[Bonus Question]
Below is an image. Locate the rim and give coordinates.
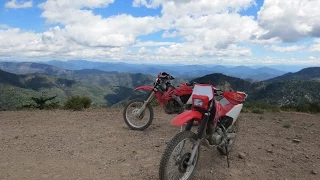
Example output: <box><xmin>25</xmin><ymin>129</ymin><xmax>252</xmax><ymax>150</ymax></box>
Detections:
<box><xmin>166</xmin><ymin>138</ymin><xmax>198</xmax><ymax>180</ymax></box>
<box><xmin>125</xmin><ymin>101</ymin><xmax>151</xmax><ymax>128</ymax></box>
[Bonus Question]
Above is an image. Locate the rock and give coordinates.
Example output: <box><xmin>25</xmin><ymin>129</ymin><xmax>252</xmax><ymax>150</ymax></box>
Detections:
<box><xmin>14</xmin><ymin>136</ymin><xmax>19</xmax><ymax>139</ymax></box>
<box><xmin>311</xmin><ymin>170</ymin><xmax>317</xmax><ymax>175</ymax></box>
<box><xmin>238</xmin><ymin>152</ymin><xmax>246</xmax><ymax>159</ymax></box>
<box><xmin>271</xmin><ymin>143</ymin><xmax>275</xmax><ymax>147</ymax></box>
<box><xmin>295</xmin><ymin>135</ymin><xmax>302</xmax><ymax>139</ymax></box>
<box><xmin>266</xmin><ymin>149</ymin><xmax>273</xmax><ymax>154</ymax></box>
<box><xmin>155</xmin><ymin>144</ymin><xmax>160</xmax><ymax>147</ymax></box>
<box><xmin>68</xmin><ymin>150</ymin><xmax>75</xmax><ymax>155</ymax></box>
<box><xmin>292</xmin><ymin>139</ymin><xmax>301</xmax><ymax>143</ymax></box>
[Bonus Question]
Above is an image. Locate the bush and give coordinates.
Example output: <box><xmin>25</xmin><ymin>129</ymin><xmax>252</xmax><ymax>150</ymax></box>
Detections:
<box><xmin>151</xmin><ymin>99</ymin><xmax>159</xmax><ymax>106</ymax></box>
<box><xmin>64</xmin><ymin>96</ymin><xmax>92</xmax><ymax>111</ymax></box>
<box><xmin>241</xmin><ymin>107</ymin><xmax>249</xmax><ymax>113</ymax></box>
<box><xmin>281</xmin><ymin>102</ymin><xmax>320</xmax><ymax>114</ymax></box>
<box><xmin>244</xmin><ymin>102</ymin><xmax>280</xmax><ymax>112</ymax></box>
<box><xmin>44</xmin><ymin>101</ymin><xmax>61</xmax><ymax>110</ymax></box>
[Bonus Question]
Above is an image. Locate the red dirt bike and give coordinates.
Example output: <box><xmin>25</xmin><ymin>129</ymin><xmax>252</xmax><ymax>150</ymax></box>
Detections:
<box><xmin>122</xmin><ymin>72</ymin><xmax>195</xmax><ymax>131</ymax></box>
<box><xmin>159</xmin><ymin>83</ymin><xmax>248</xmax><ymax>180</ymax></box>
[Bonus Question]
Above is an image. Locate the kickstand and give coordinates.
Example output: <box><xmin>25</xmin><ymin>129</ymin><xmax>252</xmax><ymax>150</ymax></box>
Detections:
<box><xmin>225</xmin><ymin>143</ymin><xmax>230</xmax><ymax>168</ymax></box>
<box><xmin>222</xmin><ymin>125</ymin><xmax>230</xmax><ymax>168</ymax></box>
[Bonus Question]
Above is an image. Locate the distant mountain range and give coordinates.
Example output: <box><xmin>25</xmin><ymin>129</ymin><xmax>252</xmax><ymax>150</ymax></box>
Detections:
<box><xmin>26</xmin><ymin>60</ymin><xmax>288</xmax><ymax>81</ymax></box>
<box><xmin>265</xmin><ymin>67</ymin><xmax>320</xmax><ymax>82</ymax></box>
<box><xmin>1</xmin><ymin>60</ymin><xmax>319</xmax><ymax>110</ymax></box>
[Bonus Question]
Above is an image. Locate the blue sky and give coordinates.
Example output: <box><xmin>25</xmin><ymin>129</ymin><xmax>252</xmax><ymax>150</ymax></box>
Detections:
<box><xmin>0</xmin><ymin>0</ymin><xmax>319</xmax><ymax>66</ymax></box>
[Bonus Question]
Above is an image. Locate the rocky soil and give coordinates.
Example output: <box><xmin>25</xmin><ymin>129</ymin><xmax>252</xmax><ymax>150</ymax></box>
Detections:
<box><xmin>0</xmin><ymin>107</ymin><xmax>319</xmax><ymax>180</ymax></box>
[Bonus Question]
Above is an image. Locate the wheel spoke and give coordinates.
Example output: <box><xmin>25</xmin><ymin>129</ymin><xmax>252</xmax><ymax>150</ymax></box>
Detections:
<box><xmin>165</xmin><ymin>138</ymin><xmax>197</xmax><ymax>180</ymax></box>
<box><xmin>125</xmin><ymin>101</ymin><xmax>151</xmax><ymax>128</ymax></box>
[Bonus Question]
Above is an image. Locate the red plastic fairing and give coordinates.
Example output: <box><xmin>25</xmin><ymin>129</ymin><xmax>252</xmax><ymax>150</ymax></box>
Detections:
<box><xmin>161</xmin><ymin>87</ymin><xmax>174</xmax><ymax>104</ymax></box>
<box><xmin>134</xmin><ymin>86</ymin><xmax>153</xmax><ymax>92</ymax></box>
<box><xmin>171</xmin><ymin>110</ymin><xmax>203</xmax><ymax>127</ymax></box>
<box><xmin>222</xmin><ymin>91</ymin><xmax>246</xmax><ymax>105</ymax></box>
<box><xmin>174</xmin><ymin>83</ymin><xmax>193</xmax><ymax>96</ymax></box>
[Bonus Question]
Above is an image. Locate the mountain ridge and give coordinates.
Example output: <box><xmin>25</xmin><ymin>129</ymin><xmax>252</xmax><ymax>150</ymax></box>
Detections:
<box><xmin>266</xmin><ymin>67</ymin><xmax>320</xmax><ymax>82</ymax></box>
<box><xmin>0</xmin><ymin>61</ymin><xmax>287</xmax><ymax>81</ymax></box>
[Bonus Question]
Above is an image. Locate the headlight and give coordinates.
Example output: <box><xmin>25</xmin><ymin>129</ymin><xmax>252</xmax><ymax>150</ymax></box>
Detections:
<box><xmin>193</xmin><ymin>99</ymin><xmax>203</xmax><ymax>107</ymax></box>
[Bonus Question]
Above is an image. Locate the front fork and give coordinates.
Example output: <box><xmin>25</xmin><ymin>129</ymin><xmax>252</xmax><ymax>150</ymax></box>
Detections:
<box><xmin>136</xmin><ymin>91</ymin><xmax>155</xmax><ymax>116</ymax></box>
<box><xmin>186</xmin><ymin>113</ymin><xmax>210</xmax><ymax>166</ymax></box>
<box><xmin>186</xmin><ymin>100</ymin><xmax>215</xmax><ymax>166</ymax></box>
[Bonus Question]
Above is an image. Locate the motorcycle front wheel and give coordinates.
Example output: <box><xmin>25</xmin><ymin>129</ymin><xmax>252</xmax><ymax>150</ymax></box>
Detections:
<box><xmin>159</xmin><ymin>131</ymin><xmax>200</xmax><ymax>180</ymax></box>
<box><xmin>122</xmin><ymin>98</ymin><xmax>154</xmax><ymax>131</ymax></box>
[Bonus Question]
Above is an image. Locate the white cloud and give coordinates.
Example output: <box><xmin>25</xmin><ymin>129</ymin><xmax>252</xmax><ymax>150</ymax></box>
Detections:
<box><xmin>257</xmin><ymin>0</ymin><xmax>320</xmax><ymax>42</ymax></box>
<box><xmin>38</xmin><ymin>0</ymin><xmax>168</xmax><ymax>47</ymax></box>
<box><xmin>39</xmin><ymin>0</ymin><xmax>114</xmax><ymax>9</ymax></box>
<box><xmin>0</xmin><ymin>24</ymin><xmax>11</xmax><ymax>29</ymax></box>
<box><xmin>168</xmin><ymin>13</ymin><xmax>259</xmax><ymax>49</ymax></box>
<box><xmin>137</xmin><ymin>47</ymin><xmax>151</xmax><ymax>54</ymax></box>
<box><xmin>133</xmin><ymin>0</ymin><xmax>256</xmax><ymax>15</ymax></box>
<box><xmin>133</xmin><ymin>0</ymin><xmax>259</xmax><ymax>49</ymax></box>
<box><xmin>133</xmin><ymin>41</ymin><xmax>175</xmax><ymax>47</ymax></box>
<box><xmin>0</xmin><ymin>26</ymin><xmax>124</xmax><ymax>60</ymax></box>
<box><xmin>309</xmin><ymin>38</ymin><xmax>320</xmax><ymax>52</ymax></box>
<box><xmin>308</xmin><ymin>56</ymin><xmax>316</xmax><ymax>60</ymax></box>
<box><xmin>264</xmin><ymin>45</ymin><xmax>305</xmax><ymax>52</ymax></box>
<box><xmin>5</xmin><ymin>0</ymin><xmax>32</xmax><ymax>9</ymax></box>
<box><xmin>154</xmin><ymin>43</ymin><xmax>252</xmax><ymax>58</ymax></box>
<box><xmin>0</xmin><ymin>0</ymin><xmax>319</xmax><ymax>66</ymax></box>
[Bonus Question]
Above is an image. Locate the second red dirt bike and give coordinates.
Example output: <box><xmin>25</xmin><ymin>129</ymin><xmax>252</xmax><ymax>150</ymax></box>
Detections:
<box><xmin>123</xmin><ymin>72</ymin><xmax>195</xmax><ymax>131</ymax></box>
<box><xmin>159</xmin><ymin>83</ymin><xmax>247</xmax><ymax>180</ymax></box>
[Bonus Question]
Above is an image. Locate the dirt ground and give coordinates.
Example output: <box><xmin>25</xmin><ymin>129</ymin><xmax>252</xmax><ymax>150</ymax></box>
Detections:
<box><xmin>0</xmin><ymin>107</ymin><xmax>319</xmax><ymax>180</ymax></box>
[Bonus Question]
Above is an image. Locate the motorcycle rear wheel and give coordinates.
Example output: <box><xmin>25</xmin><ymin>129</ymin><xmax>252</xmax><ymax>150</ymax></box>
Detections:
<box><xmin>159</xmin><ymin>131</ymin><xmax>200</xmax><ymax>180</ymax></box>
<box><xmin>122</xmin><ymin>98</ymin><xmax>154</xmax><ymax>131</ymax></box>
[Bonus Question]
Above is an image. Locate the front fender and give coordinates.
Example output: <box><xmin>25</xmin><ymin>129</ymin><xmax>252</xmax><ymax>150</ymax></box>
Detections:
<box><xmin>134</xmin><ymin>86</ymin><xmax>153</xmax><ymax>92</ymax></box>
<box><xmin>171</xmin><ymin>110</ymin><xmax>203</xmax><ymax>127</ymax></box>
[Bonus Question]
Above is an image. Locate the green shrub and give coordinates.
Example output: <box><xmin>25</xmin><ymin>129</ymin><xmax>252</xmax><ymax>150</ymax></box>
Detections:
<box><xmin>251</xmin><ymin>108</ymin><xmax>264</xmax><ymax>114</ymax></box>
<box><xmin>44</xmin><ymin>101</ymin><xmax>61</xmax><ymax>110</ymax></box>
<box><xmin>281</xmin><ymin>102</ymin><xmax>320</xmax><ymax>114</ymax></box>
<box><xmin>241</xmin><ymin>107</ymin><xmax>249</xmax><ymax>113</ymax></box>
<box><xmin>64</xmin><ymin>96</ymin><xmax>92</xmax><ymax>111</ymax></box>
<box><xmin>244</xmin><ymin>102</ymin><xmax>280</xmax><ymax>112</ymax></box>
<box><xmin>151</xmin><ymin>99</ymin><xmax>159</xmax><ymax>106</ymax></box>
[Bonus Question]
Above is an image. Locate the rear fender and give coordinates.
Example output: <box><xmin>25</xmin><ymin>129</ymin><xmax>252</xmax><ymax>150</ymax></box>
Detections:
<box><xmin>171</xmin><ymin>110</ymin><xmax>203</xmax><ymax>127</ymax></box>
<box><xmin>226</xmin><ymin>104</ymin><xmax>243</xmax><ymax>125</ymax></box>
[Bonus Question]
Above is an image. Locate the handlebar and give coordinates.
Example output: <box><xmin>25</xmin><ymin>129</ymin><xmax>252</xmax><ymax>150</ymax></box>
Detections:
<box><xmin>186</xmin><ymin>81</ymin><xmax>196</xmax><ymax>86</ymax></box>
